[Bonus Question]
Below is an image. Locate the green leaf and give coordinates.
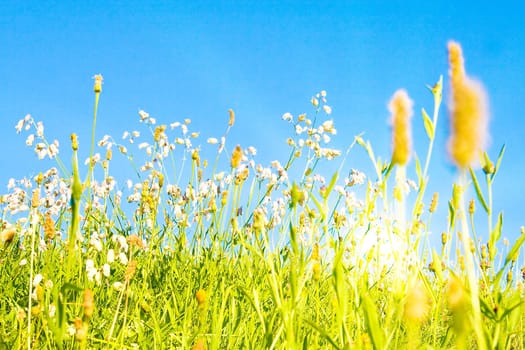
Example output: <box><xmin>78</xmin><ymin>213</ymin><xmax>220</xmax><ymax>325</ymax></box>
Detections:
<box><xmin>469</xmin><ymin>167</ymin><xmax>489</xmax><ymax>213</ymax></box>
<box><xmin>324</xmin><ymin>171</ymin><xmax>339</xmax><ymax>200</ymax></box>
<box><xmin>500</xmin><ymin>300</ymin><xmax>523</xmax><ymax>321</ymax></box>
<box><xmin>448</xmin><ymin>200</ymin><xmax>456</xmax><ymax>230</ymax></box>
<box><xmin>309</xmin><ymin>191</ymin><xmax>324</xmax><ymax>221</ymax></box>
<box><xmin>414</xmin><ymin>155</ymin><xmax>422</xmax><ymax>185</ymax></box>
<box><xmin>431</xmin><ymin>250</ymin><xmax>444</xmax><ymax>282</ymax></box>
<box><xmin>362</xmin><ymin>294</ymin><xmax>386</xmax><ymax>350</ymax></box>
<box><xmin>422</xmin><ymin>108</ymin><xmax>435</xmax><ymax>140</ymax></box>
<box><xmin>491</xmin><ymin>144</ymin><xmax>506</xmax><ymax>181</ymax></box>
<box><xmin>302</xmin><ymin>318</ymin><xmax>342</xmax><ymax>350</ymax></box>
<box><xmin>504</xmin><ymin>230</ymin><xmax>525</xmax><ymax>267</ymax></box>
<box><xmin>355</xmin><ymin>135</ymin><xmax>367</xmax><ymax>148</ymax></box>
<box><xmin>488</xmin><ymin>213</ymin><xmax>503</xmax><ymax>261</ymax></box>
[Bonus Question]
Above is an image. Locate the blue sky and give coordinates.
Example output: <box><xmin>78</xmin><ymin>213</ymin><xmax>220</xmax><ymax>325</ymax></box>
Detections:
<box><xmin>2</xmin><ymin>1</ymin><xmax>525</xmax><ymax>243</ymax></box>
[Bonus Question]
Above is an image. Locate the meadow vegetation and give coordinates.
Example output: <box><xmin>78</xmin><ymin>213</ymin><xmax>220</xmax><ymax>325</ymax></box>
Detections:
<box><xmin>1</xmin><ymin>41</ymin><xmax>524</xmax><ymax>349</ymax></box>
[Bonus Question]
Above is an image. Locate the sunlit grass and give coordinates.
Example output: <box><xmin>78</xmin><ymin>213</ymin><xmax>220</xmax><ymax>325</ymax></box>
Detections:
<box><xmin>1</xmin><ymin>41</ymin><xmax>525</xmax><ymax>349</ymax></box>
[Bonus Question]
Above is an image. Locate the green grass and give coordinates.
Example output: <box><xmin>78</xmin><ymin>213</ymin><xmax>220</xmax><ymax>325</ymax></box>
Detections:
<box><xmin>1</xmin><ymin>58</ymin><xmax>525</xmax><ymax>350</ymax></box>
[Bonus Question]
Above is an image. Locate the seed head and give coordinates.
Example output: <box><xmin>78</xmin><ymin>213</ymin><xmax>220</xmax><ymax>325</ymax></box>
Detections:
<box><xmin>228</xmin><ymin>108</ymin><xmax>235</xmax><ymax>127</ymax></box>
<box><xmin>468</xmin><ymin>198</ymin><xmax>475</xmax><ymax>214</ymax></box>
<box><xmin>31</xmin><ymin>189</ymin><xmax>40</xmax><ymax>208</ymax></box>
<box><xmin>311</xmin><ymin>242</ymin><xmax>320</xmax><ymax>261</ymax></box>
<box><xmin>441</xmin><ymin>232</ymin><xmax>448</xmax><ymax>246</ymax></box>
<box><xmin>389</xmin><ymin>89</ymin><xmax>414</xmax><ymax>165</ymax></box>
<box><xmin>447</xmin><ymin>41</ymin><xmax>489</xmax><ymax>169</ymax></box>
<box><xmin>44</xmin><ymin>213</ymin><xmax>56</xmax><ymax>240</ymax></box>
<box><xmin>196</xmin><ymin>289</ymin><xmax>207</xmax><ymax>306</ymax></box>
<box><xmin>312</xmin><ymin>262</ymin><xmax>321</xmax><ymax>281</ymax></box>
<box><xmin>230</xmin><ymin>145</ymin><xmax>242</xmax><ymax>169</ymax></box>
<box><xmin>192</xmin><ymin>149</ymin><xmax>201</xmax><ymax>167</ymax></box>
<box><xmin>93</xmin><ymin>74</ymin><xmax>103</xmax><ymax>93</ymax></box>
<box><xmin>83</xmin><ymin>289</ymin><xmax>94</xmax><ymax>319</ymax></box>
<box><xmin>71</xmin><ymin>133</ymin><xmax>79</xmax><ymax>151</ymax></box>
<box><xmin>191</xmin><ymin>339</ymin><xmax>206</xmax><ymax>350</ymax></box>
<box><xmin>124</xmin><ymin>260</ymin><xmax>137</xmax><ymax>282</ymax></box>
<box><xmin>403</xmin><ymin>280</ymin><xmax>430</xmax><ymax>324</ymax></box>
<box><xmin>429</xmin><ymin>192</ymin><xmax>439</xmax><ymax>213</ymax></box>
<box><xmin>1</xmin><ymin>226</ymin><xmax>16</xmax><ymax>243</ymax></box>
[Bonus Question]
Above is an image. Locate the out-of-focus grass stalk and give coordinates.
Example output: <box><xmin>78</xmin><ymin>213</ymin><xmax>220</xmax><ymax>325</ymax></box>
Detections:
<box><xmin>447</xmin><ymin>40</ymin><xmax>489</xmax><ymax>350</ymax></box>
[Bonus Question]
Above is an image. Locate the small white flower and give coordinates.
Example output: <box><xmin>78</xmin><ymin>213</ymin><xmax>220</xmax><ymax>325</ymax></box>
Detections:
<box><xmin>138</xmin><ymin>110</ymin><xmax>150</xmax><ymax>121</ymax></box>
<box><xmin>113</xmin><ymin>282</ymin><xmax>125</xmax><ymax>291</ymax></box>
<box><xmin>67</xmin><ymin>324</ymin><xmax>76</xmax><ymax>336</ymax></box>
<box><xmin>118</xmin><ymin>252</ymin><xmax>128</xmax><ymax>265</ymax></box>
<box><xmin>107</xmin><ymin>249</ymin><xmax>115</xmax><ymax>263</ymax></box>
<box><xmin>334</xmin><ymin>185</ymin><xmax>346</xmax><ymax>196</ymax></box>
<box><xmin>15</xmin><ymin>118</ymin><xmax>25</xmax><ymax>133</ymax></box>
<box><xmin>322</xmin><ymin>105</ymin><xmax>332</xmax><ymax>115</ymax></box>
<box><xmin>7</xmin><ymin>178</ymin><xmax>16</xmax><ymax>190</ymax></box>
<box><xmin>48</xmin><ymin>304</ymin><xmax>56</xmax><ymax>318</ymax></box>
<box><xmin>33</xmin><ymin>274</ymin><xmax>43</xmax><ymax>286</ymax></box>
<box><xmin>26</xmin><ymin>134</ymin><xmax>35</xmax><ymax>146</ymax></box>
<box><xmin>19</xmin><ymin>258</ymin><xmax>27</xmax><ymax>266</ymax></box>
<box><xmin>36</xmin><ymin>121</ymin><xmax>44</xmax><ymax>137</ymax></box>
<box><xmin>207</xmin><ymin>137</ymin><xmax>218</xmax><ymax>144</ymax></box>
<box><xmin>282</xmin><ymin>112</ymin><xmax>293</xmax><ymax>122</ymax></box>
<box><xmin>102</xmin><ymin>263</ymin><xmax>111</xmax><ymax>277</ymax></box>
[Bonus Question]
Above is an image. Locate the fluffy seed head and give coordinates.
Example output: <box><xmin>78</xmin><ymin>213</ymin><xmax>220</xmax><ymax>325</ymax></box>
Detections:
<box><xmin>83</xmin><ymin>289</ymin><xmax>94</xmax><ymax>319</ymax></box>
<box><xmin>403</xmin><ymin>280</ymin><xmax>430</xmax><ymax>324</ymax></box>
<box><xmin>230</xmin><ymin>145</ymin><xmax>242</xmax><ymax>169</ymax></box>
<box><xmin>447</xmin><ymin>41</ymin><xmax>489</xmax><ymax>168</ymax></box>
<box><xmin>44</xmin><ymin>213</ymin><xmax>56</xmax><ymax>240</ymax></box>
<box><xmin>1</xmin><ymin>226</ymin><xmax>16</xmax><ymax>243</ymax></box>
<box><xmin>389</xmin><ymin>89</ymin><xmax>413</xmax><ymax>165</ymax></box>
<box><xmin>196</xmin><ymin>289</ymin><xmax>207</xmax><ymax>306</ymax></box>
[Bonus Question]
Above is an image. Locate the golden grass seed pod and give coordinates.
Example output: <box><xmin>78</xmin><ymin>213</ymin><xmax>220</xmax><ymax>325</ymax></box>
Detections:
<box><xmin>0</xmin><ymin>226</ymin><xmax>16</xmax><ymax>243</ymax></box>
<box><xmin>93</xmin><ymin>74</ymin><xmax>103</xmax><ymax>93</ymax></box>
<box><xmin>196</xmin><ymin>289</ymin><xmax>207</xmax><ymax>306</ymax></box>
<box><xmin>447</xmin><ymin>41</ymin><xmax>489</xmax><ymax>169</ymax></box>
<box><xmin>83</xmin><ymin>289</ymin><xmax>94</xmax><ymax>319</ymax></box>
<box><xmin>429</xmin><ymin>192</ymin><xmax>439</xmax><ymax>213</ymax></box>
<box><xmin>389</xmin><ymin>89</ymin><xmax>414</xmax><ymax>166</ymax></box>
<box><xmin>230</xmin><ymin>145</ymin><xmax>242</xmax><ymax>169</ymax></box>
<box><xmin>228</xmin><ymin>108</ymin><xmax>235</xmax><ymax>127</ymax></box>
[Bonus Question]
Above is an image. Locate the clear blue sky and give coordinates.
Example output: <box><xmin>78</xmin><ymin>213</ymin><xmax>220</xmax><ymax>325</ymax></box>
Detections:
<box><xmin>2</xmin><ymin>1</ymin><xmax>525</xmax><ymax>243</ymax></box>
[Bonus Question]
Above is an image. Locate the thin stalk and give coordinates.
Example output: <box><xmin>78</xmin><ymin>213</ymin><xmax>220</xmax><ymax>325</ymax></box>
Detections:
<box><xmin>27</xmin><ymin>208</ymin><xmax>38</xmax><ymax>350</ymax></box>
<box><xmin>457</xmin><ymin>171</ymin><xmax>487</xmax><ymax>350</ymax></box>
<box><xmin>87</xmin><ymin>76</ymin><xmax>102</xmax><ymax>205</ymax></box>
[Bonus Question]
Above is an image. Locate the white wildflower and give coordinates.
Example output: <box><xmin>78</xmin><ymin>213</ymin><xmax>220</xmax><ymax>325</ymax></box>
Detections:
<box><xmin>25</xmin><ymin>134</ymin><xmax>35</xmax><ymax>146</ymax></box>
